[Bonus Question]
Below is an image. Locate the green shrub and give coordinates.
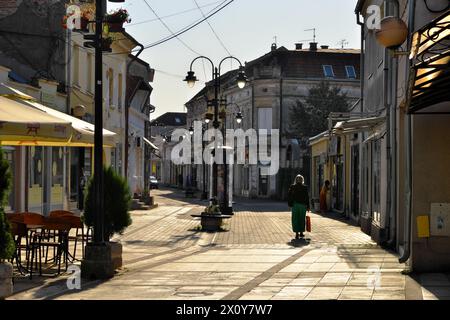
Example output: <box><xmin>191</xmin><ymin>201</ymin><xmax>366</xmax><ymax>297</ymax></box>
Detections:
<box><xmin>84</xmin><ymin>166</ymin><xmax>132</xmax><ymax>241</ymax></box>
<box><xmin>0</xmin><ymin>148</ymin><xmax>14</xmax><ymax>261</ymax></box>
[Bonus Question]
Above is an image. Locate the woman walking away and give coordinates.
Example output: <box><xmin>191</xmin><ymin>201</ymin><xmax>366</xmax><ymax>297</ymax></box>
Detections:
<box><xmin>320</xmin><ymin>180</ymin><xmax>330</xmax><ymax>213</ymax></box>
<box><xmin>288</xmin><ymin>175</ymin><xmax>310</xmax><ymax>239</ymax></box>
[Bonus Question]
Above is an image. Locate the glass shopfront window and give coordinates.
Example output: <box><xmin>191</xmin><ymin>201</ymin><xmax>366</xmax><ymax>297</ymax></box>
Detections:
<box><xmin>28</xmin><ymin>146</ymin><xmax>44</xmax><ymax>213</ymax></box>
<box><xmin>372</xmin><ymin>139</ymin><xmax>381</xmax><ymax>223</ymax></box>
<box><xmin>50</xmin><ymin>147</ymin><xmax>64</xmax><ymax>211</ymax></box>
<box><xmin>2</xmin><ymin>147</ymin><xmax>15</xmax><ymax>212</ymax></box>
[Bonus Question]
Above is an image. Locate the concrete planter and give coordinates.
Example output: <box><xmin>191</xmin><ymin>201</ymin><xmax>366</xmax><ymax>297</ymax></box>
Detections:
<box><xmin>0</xmin><ymin>262</ymin><xmax>13</xmax><ymax>299</ymax></box>
<box><xmin>201</xmin><ymin>215</ymin><xmax>223</xmax><ymax>231</ymax></box>
<box><xmin>142</xmin><ymin>195</ymin><xmax>154</xmax><ymax>206</ymax></box>
<box><xmin>110</xmin><ymin>241</ymin><xmax>122</xmax><ymax>270</ymax></box>
<box><xmin>81</xmin><ymin>241</ymin><xmax>122</xmax><ymax>280</ymax></box>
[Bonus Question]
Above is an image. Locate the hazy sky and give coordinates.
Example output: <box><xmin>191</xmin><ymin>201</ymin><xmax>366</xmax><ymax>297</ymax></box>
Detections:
<box><xmin>109</xmin><ymin>0</ymin><xmax>361</xmax><ymax>118</ymax></box>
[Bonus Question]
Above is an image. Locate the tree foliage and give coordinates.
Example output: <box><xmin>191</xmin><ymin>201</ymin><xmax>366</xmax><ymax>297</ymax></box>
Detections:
<box><xmin>84</xmin><ymin>166</ymin><xmax>132</xmax><ymax>241</ymax></box>
<box><xmin>288</xmin><ymin>81</ymin><xmax>350</xmax><ymax>141</ymax></box>
<box><xmin>0</xmin><ymin>148</ymin><xmax>14</xmax><ymax>261</ymax></box>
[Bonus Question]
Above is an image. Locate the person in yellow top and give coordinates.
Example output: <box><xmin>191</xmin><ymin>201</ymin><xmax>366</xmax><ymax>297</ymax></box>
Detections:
<box><xmin>320</xmin><ymin>180</ymin><xmax>330</xmax><ymax>213</ymax></box>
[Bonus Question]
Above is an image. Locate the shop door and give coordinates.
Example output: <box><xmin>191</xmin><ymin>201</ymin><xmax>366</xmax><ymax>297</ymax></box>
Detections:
<box><xmin>259</xmin><ymin>168</ymin><xmax>268</xmax><ymax>196</ymax></box>
<box><xmin>351</xmin><ymin>145</ymin><xmax>360</xmax><ymax>216</ymax></box>
<box><xmin>28</xmin><ymin>146</ymin><xmax>44</xmax><ymax>213</ymax></box>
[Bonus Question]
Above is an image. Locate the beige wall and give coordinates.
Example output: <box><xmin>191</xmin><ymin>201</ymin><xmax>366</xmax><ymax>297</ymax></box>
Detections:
<box><xmin>411</xmin><ymin>112</ymin><xmax>450</xmax><ymax>271</ymax></box>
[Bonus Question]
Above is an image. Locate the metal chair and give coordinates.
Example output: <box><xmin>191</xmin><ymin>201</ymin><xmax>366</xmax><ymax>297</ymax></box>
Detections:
<box><xmin>29</xmin><ymin>217</ymin><xmax>71</xmax><ymax>279</ymax></box>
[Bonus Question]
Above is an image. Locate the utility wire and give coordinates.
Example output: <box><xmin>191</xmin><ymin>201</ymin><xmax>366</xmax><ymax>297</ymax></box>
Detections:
<box><xmin>141</xmin><ymin>0</ymin><xmax>234</xmax><ymax>50</ymax></box>
<box><xmin>128</xmin><ymin>0</ymin><xmax>222</xmax><ymax>27</ymax></box>
<box><xmin>192</xmin><ymin>0</ymin><xmax>232</xmax><ymax>56</ymax></box>
<box><xmin>141</xmin><ymin>0</ymin><xmax>202</xmax><ymax>56</ymax></box>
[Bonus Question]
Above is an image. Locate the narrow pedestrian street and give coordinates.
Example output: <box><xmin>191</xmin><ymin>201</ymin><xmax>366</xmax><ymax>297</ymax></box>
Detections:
<box><xmin>8</xmin><ymin>188</ymin><xmax>450</xmax><ymax>300</ymax></box>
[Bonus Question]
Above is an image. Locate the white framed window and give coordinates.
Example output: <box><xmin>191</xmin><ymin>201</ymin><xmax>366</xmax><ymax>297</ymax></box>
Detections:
<box><xmin>322</xmin><ymin>65</ymin><xmax>334</xmax><ymax>78</ymax></box>
<box><xmin>345</xmin><ymin>65</ymin><xmax>357</xmax><ymax>79</ymax></box>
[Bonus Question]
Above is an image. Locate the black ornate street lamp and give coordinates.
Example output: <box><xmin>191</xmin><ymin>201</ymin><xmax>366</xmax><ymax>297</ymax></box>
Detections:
<box><xmin>184</xmin><ymin>56</ymin><xmax>247</xmax><ymax>212</ymax></box>
<box><xmin>81</xmin><ymin>0</ymin><xmax>125</xmax><ymax>280</ymax></box>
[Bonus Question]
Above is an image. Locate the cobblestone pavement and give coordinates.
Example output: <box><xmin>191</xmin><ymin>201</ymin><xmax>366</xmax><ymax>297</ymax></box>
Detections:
<box><xmin>8</xmin><ymin>188</ymin><xmax>450</xmax><ymax>300</ymax></box>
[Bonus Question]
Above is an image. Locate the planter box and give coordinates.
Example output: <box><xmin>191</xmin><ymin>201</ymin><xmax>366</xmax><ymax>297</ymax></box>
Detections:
<box><xmin>110</xmin><ymin>241</ymin><xmax>122</xmax><ymax>270</ymax></box>
<box><xmin>201</xmin><ymin>215</ymin><xmax>223</xmax><ymax>231</ymax></box>
<box><xmin>0</xmin><ymin>262</ymin><xmax>13</xmax><ymax>299</ymax></box>
<box><xmin>191</xmin><ymin>213</ymin><xmax>232</xmax><ymax>232</ymax></box>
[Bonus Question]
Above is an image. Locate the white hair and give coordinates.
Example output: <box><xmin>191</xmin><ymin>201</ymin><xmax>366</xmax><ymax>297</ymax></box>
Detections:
<box><xmin>294</xmin><ymin>174</ymin><xmax>304</xmax><ymax>185</ymax></box>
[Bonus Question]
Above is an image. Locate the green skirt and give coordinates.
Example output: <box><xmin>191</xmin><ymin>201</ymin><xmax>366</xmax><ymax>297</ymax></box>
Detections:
<box><xmin>292</xmin><ymin>202</ymin><xmax>307</xmax><ymax>233</ymax></box>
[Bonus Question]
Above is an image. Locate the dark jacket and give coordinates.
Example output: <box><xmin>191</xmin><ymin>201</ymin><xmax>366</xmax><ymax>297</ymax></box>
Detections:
<box><xmin>288</xmin><ymin>183</ymin><xmax>310</xmax><ymax>209</ymax></box>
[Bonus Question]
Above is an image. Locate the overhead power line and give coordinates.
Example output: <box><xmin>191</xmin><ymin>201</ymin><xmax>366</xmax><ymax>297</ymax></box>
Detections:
<box><xmin>128</xmin><ymin>0</ymin><xmax>223</xmax><ymax>27</ymax></box>
<box><xmin>141</xmin><ymin>0</ymin><xmax>203</xmax><ymax>56</ymax></box>
<box><xmin>142</xmin><ymin>0</ymin><xmax>234</xmax><ymax>50</ymax></box>
<box><xmin>192</xmin><ymin>0</ymin><xmax>232</xmax><ymax>56</ymax></box>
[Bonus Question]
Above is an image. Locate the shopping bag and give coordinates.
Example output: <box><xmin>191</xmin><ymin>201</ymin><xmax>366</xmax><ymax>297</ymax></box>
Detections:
<box><xmin>306</xmin><ymin>215</ymin><xmax>311</xmax><ymax>232</ymax></box>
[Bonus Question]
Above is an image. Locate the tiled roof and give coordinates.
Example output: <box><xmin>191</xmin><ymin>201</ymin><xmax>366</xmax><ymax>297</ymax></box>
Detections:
<box><xmin>246</xmin><ymin>47</ymin><xmax>361</xmax><ymax>80</ymax></box>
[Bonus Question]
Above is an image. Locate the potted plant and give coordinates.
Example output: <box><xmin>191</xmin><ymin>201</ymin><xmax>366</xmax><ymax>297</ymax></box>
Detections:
<box><xmin>105</xmin><ymin>8</ymin><xmax>131</xmax><ymax>32</ymax></box>
<box><xmin>0</xmin><ymin>148</ymin><xmax>14</xmax><ymax>299</ymax></box>
<box><xmin>140</xmin><ymin>188</ymin><xmax>153</xmax><ymax>206</ymax></box>
<box><xmin>200</xmin><ymin>199</ymin><xmax>223</xmax><ymax>231</ymax></box>
<box><xmin>83</xmin><ymin>166</ymin><xmax>132</xmax><ymax>270</ymax></box>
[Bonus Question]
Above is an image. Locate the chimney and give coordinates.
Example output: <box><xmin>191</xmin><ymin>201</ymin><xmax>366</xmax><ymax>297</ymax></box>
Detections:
<box><xmin>320</xmin><ymin>45</ymin><xmax>329</xmax><ymax>49</ymax></box>
<box><xmin>295</xmin><ymin>43</ymin><xmax>303</xmax><ymax>50</ymax></box>
<box><xmin>271</xmin><ymin>43</ymin><xmax>277</xmax><ymax>51</ymax></box>
<box><xmin>309</xmin><ymin>42</ymin><xmax>318</xmax><ymax>51</ymax></box>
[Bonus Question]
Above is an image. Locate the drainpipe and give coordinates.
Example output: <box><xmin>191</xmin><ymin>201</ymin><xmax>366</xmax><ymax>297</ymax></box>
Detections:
<box><xmin>356</xmin><ymin>11</ymin><xmax>365</xmax><ymax>222</ymax></box>
<box><xmin>399</xmin><ymin>0</ymin><xmax>415</xmax><ymax>264</ymax></box>
<box><xmin>124</xmin><ymin>43</ymin><xmax>144</xmax><ymax>180</ymax></box>
<box><xmin>384</xmin><ymin>48</ymin><xmax>393</xmax><ymax>246</ymax></box>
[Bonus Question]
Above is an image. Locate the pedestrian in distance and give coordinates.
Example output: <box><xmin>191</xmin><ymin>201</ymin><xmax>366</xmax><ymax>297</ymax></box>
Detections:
<box><xmin>320</xmin><ymin>180</ymin><xmax>330</xmax><ymax>213</ymax></box>
<box><xmin>288</xmin><ymin>174</ymin><xmax>310</xmax><ymax>239</ymax></box>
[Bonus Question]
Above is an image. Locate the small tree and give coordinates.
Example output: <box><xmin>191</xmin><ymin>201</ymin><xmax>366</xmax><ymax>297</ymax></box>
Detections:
<box><xmin>288</xmin><ymin>81</ymin><xmax>350</xmax><ymax>142</ymax></box>
<box><xmin>84</xmin><ymin>166</ymin><xmax>132</xmax><ymax>241</ymax></box>
<box><xmin>0</xmin><ymin>148</ymin><xmax>14</xmax><ymax>261</ymax></box>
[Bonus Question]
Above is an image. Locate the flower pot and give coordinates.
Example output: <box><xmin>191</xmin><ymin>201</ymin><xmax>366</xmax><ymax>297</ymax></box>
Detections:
<box><xmin>107</xmin><ymin>21</ymin><xmax>124</xmax><ymax>33</ymax></box>
<box><xmin>201</xmin><ymin>215</ymin><xmax>222</xmax><ymax>231</ymax></box>
<box><xmin>0</xmin><ymin>262</ymin><xmax>13</xmax><ymax>299</ymax></box>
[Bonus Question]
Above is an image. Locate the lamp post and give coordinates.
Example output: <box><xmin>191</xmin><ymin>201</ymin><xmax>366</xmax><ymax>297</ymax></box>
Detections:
<box><xmin>184</xmin><ymin>57</ymin><xmax>247</xmax><ymax>211</ymax></box>
<box><xmin>221</xmin><ymin>102</ymin><xmax>243</xmax><ymax>215</ymax></box>
<box><xmin>81</xmin><ymin>0</ymin><xmax>125</xmax><ymax>280</ymax></box>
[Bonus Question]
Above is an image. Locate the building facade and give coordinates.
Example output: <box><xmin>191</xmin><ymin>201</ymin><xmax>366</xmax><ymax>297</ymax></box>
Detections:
<box><xmin>352</xmin><ymin>0</ymin><xmax>450</xmax><ymax>271</ymax></box>
<box><xmin>185</xmin><ymin>43</ymin><xmax>361</xmax><ymax>200</ymax></box>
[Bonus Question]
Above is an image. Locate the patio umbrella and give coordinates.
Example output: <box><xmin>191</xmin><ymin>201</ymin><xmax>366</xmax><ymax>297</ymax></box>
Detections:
<box><xmin>0</xmin><ymin>84</ymin><xmax>116</xmax><ymax>147</ymax></box>
<box><xmin>0</xmin><ymin>95</ymin><xmax>72</xmax><ymax>146</ymax></box>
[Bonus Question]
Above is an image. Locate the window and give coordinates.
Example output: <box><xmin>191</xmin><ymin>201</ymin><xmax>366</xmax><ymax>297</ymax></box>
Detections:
<box><xmin>73</xmin><ymin>45</ymin><xmax>80</xmax><ymax>86</ymax></box>
<box><xmin>108</xmin><ymin>68</ymin><xmax>114</xmax><ymax>106</ymax></box>
<box><xmin>118</xmin><ymin>73</ymin><xmax>123</xmax><ymax>109</ymax></box>
<box><xmin>345</xmin><ymin>66</ymin><xmax>357</xmax><ymax>79</ymax></box>
<box><xmin>258</xmin><ymin>108</ymin><xmax>272</xmax><ymax>130</ymax></box>
<box><xmin>87</xmin><ymin>52</ymin><xmax>93</xmax><ymax>93</ymax></box>
<box><xmin>322</xmin><ymin>65</ymin><xmax>334</xmax><ymax>78</ymax></box>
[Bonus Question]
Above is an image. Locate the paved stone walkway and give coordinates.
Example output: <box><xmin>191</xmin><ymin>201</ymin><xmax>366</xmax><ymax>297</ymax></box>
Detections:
<box><xmin>7</xmin><ymin>188</ymin><xmax>450</xmax><ymax>300</ymax></box>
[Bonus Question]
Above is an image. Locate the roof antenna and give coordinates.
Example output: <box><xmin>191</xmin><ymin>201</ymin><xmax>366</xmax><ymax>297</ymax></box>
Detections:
<box><xmin>305</xmin><ymin>28</ymin><xmax>316</xmax><ymax>43</ymax></box>
<box><xmin>338</xmin><ymin>39</ymin><xmax>349</xmax><ymax>49</ymax></box>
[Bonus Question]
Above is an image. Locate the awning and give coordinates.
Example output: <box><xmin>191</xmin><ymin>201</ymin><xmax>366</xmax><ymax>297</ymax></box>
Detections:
<box><xmin>333</xmin><ymin>116</ymin><xmax>385</xmax><ymax>134</ymax></box>
<box><xmin>408</xmin><ymin>10</ymin><xmax>450</xmax><ymax>114</ymax></box>
<box><xmin>0</xmin><ymin>83</ymin><xmax>116</xmax><ymax>147</ymax></box>
<box><xmin>0</xmin><ymin>96</ymin><xmax>72</xmax><ymax>145</ymax></box>
<box><xmin>142</xmin><ymin>136</ymin><xmax>158</xmax><ymax>150</ymax></box>
<box><xmin>22</xmin><ymin>99</ymin><xmax>117</xmax><ymax>147</ymax></box>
